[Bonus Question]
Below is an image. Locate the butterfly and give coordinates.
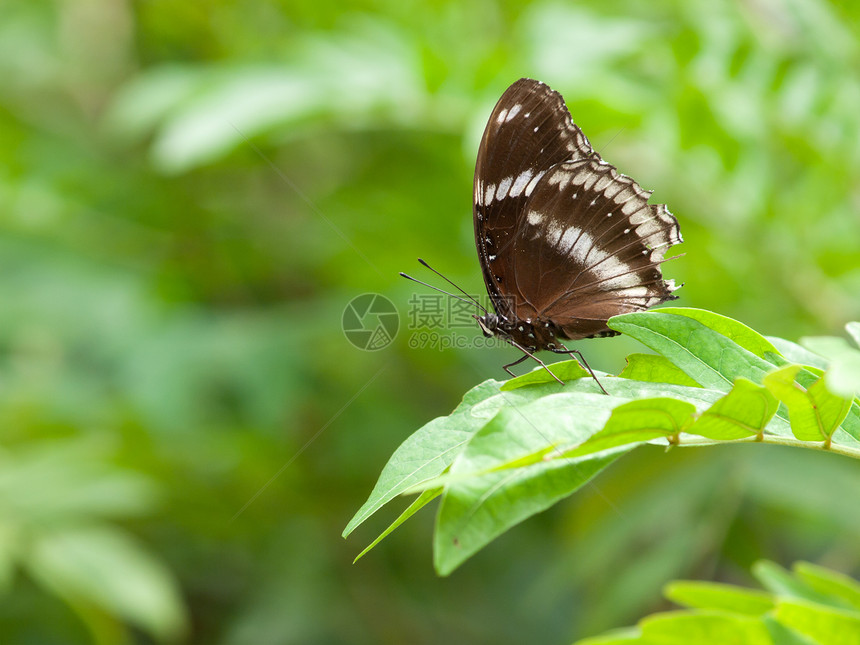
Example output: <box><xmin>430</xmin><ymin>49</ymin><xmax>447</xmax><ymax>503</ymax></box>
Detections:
<box><xmin>403</xmin><ymin>78</ymin><xmax>681</xmax><ymax>391</ymax></box>
<box><xmin>470</xmin><ymin>78</ymin><xmax>682</xmax><ymax>388</ymax></box>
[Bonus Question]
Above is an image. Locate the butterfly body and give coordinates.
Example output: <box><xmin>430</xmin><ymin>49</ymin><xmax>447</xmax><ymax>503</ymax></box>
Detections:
<box><xmin>475</xmin><ymin>312</ymin><xmax>561</xmax><ymax>351</ymax></box>
<box><xmin>472</xmin><ymin>78</ymin><xmax>682</xmax><ymax>364</ymax></box>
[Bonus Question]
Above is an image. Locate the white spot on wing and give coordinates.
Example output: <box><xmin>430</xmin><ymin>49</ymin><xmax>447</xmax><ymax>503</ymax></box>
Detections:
<box><xmin>524</xmin><ymin>170</ymin><xmax>547</xmax><ymax>196</ymax></box>
<box><xmin>545</xmin><ymin>220</ymin><xmax>564</xmax><ymax>246</ymax></box>
<box><xmin>496</xmin><ymin>108</ymin><xmax>509</xmax><ymax>123</ymax></box>
<box><xmin>484</xmin><ymin>183</ymin><xmax>495</xmax><ymax>205</ymax></box>
<box><xmin>635</xmin><ymin>218</ymin><xmax>662</xmax><ymax>238</ymax></box>
<box><xmin>597</xmin><ymin>265</ymin><xmax>640</xmax><ymax>290</ymax></box>
<box><xmin>622</xmin><ymin>200</ymin><xmax>642</xmax><ymax>215</ymax></box>
<box><xmin>527</xmin><ymin>211</ymin><xmax>544</xmax><ymax>226</ymax></box>
<box><xmin>504</xmin><ymin>104</ymin><xmax>523</xmax><ymax>122</ymax></box>
<box><xmin>509</xmin><ymin>169</ymin><xmax>534</xmax><ymax>197</ymax></box>
<box><xmin>540</xmin><ymin>223</ymin><xmax>638</xmax><ymax>291</ymax></box>
<box><xmin>496</xmin><ymin>176</ymin><xmax>513</xmax><ymax>200</ymax></box>
<box><xmin>622</xmin><ymin>286</ymin><xmax>650</xmax><ymax>298</ymax></box>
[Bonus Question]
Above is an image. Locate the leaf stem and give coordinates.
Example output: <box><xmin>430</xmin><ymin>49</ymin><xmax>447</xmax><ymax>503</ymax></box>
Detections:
<box><xmin>675</xmin><ymin>434</ymin><xmax>860</xmax><ymax>459</ymax></box>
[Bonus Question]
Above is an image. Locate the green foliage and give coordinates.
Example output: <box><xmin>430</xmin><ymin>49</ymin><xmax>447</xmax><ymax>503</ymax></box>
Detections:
<box><xmin>349</xmin><ymin>309</ymin><xmax>860</xmax><ymax>574</ymax></box>
<box><xmin>576</xmin><ymin>561</ymin><xmax>860</xmax><ymax>645</ymax></box>
<box><xmin>566</xmin><ymin>398</ymin><xmax>696</xmax><ymax>457</ymax></box>
<box><xmin>800</xmin><ymin>332</ymin><xmax>860</xmax><ymax>399</ymax></box>
<box><xmin>619</xmin><ymin>354</ymin><xmax>701</xmax><ymax>388</ymax></box>
<box><xmin>0</xmin><ymin>437</ymin><xmax>185</xmax><ymax>640</ymax></box>
<box><xmin>2</xmin><ymin>0</ymin><xmax>860</xmax><ymax>642</ymax></box>
<box><xmin>687</xmin><ymin>378</ymin><xmax>776</xmax><ymax>440</ymax></box>
<box><xmin>763</xmin><ymin>365</ymin><xmax>852</xmax><ymax>444</ymax></box>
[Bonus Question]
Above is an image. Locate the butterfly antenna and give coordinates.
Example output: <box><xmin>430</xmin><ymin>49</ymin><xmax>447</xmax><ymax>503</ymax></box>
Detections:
<box><xmin>597</xmin><ymin>127</ymin><xmax>625</xmax><ymax>156</ymax></box>
<box><xmin>399</xmin><ymin>272</ymin><xmax>488</xmax><ymax>312</ymax></box>
<box><xmin>416</xmin><ymin>258</ymin><xmax>488</xmax><ymax>314</ymax></box>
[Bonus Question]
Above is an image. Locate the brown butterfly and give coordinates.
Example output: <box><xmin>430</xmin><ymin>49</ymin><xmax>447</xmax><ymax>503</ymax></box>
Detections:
<box><xmin>406</xmin><ymin>78</ymin><xmax>682</xmax><ymax>391</ymax></box>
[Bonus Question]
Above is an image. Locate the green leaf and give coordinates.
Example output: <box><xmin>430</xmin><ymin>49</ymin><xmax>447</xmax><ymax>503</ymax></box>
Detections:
<box><xmin>619</xmin><ymin>353</ymin><xmax>702</xmax><ymax>387</ymax></box>
<box><xmin>687</xmin><ymin>378</ymin><xmax>778</xmax><ymax>440</ymax></box>
<box><xmin>429</xmin><ymin>380</ymin><xmax>725</xmax><ymax>575</ymax></box>
<box><xmin>500</xmin><ymin>359</ymin><xmax>591</xmax><ymax>390</ymax></box>
<box><xmin>354</xmin><ymin>488</ymin><xmax>440</xmax><ymax>562</ymax></box>
<box><xmin>763</xmin><ymin>365</ymin><xmax>852</xmax><ymax>444</ymax></box>
<box><xmin>25</xmin><ymin>525</ymin><xmax>187</xmax><ymax>642</ymax></box>
<box><xmin>608</xmin><ymin>310</ymin><xmax>780</xmax><ymax>391</ymax></box>
<box><xmin>794</xmin><ymin>562</ymin><xmax>860</xmax><ymax>612</ymax></box>
<box><xmin>0</xmin><ymin>437</ymin><xmax>161</xmax><ymax>523</ymax></box>
<box><xmin>434</xmin><ymin>448</ymin><xmax>621</xmax><ymax>576</ymax></box>
<box><xmin>640</xmin><ymin>610</ymin><xmax>773</xmax><ymax>644</ymax></box>
<box><xmin>664</xmin><ymin>581</ymin><xmax>774</xmax><ymax>615</ymax></box>
<box><xmin>497</xmin><ymin>371</ymin><xmax>725</xmax><ymax>409</ymax></box>
<box><xmin>566</xmin><ymin>398</ymin><xmax>696</xmax><ymax>458</ymax></box>
<box><xmin>775</xmin><ymin>599</ymin><xmax>860</xmax><ymax>645</ymax></box>
<box><xmin>800</xmin><ymin>335</ymin><xmax>855</xmax><ymax>360</ymax></box>
<box><xmin>827</xmin><ymin>358</ymin><xmax>860</xmax><ymax>400</ymax></box>
<box><xmin>655</xmin><ymin>307</ymin><xmax>781</xmax><ymax>358</ymax></box>
<box><xmin>433</xmin><ymin>393</ymin><xmax>624</xmax><ymax>575</ymax></box>
<box><xmin>766</xmin><ymin>336</ymin><xmax>830</xmax><ymax>370</ymax></box>
<box><xmin>580</xmin><ymin>562</ymin><xmax>860</xmax><ymax>645</ymax></box>
<box><xmin>837</xmin><ymin>405</ymin><xmax>860</xmax><ymax>444</ymax></box>
<box><xmin>443</xmin><ymin>382</ymin><xmax>725</xmax><ymax>481</ymax></box>
<box><xmin>343</xmin><ymin>379</ymin><xmax>502</xmax><ymax>536</ymax></box>
<box><xmin>800</xmin><ymin>335</ymin><xmax>860</xmax><ymax>399</ymax></box>
<box><xmin>349</xmin><ymin>308</ymin><xmax>860</xmax><ymax>572</ymax></box>
<box><xmin>349</xmin><ymin>370</ymin><xmax>713</xmax><ymax>539</ymax></box>
<box><xmin>847</xmin><ymin>322</ymin><xmax>860</xmax><ymax>348</ymax></box>
<box><xmin>753</xmin><ymin>561</ymin><xmax>838</xmax><ymax>606</ymax></box>
<box><xmin>762</xmin><ymin>616</ymin><xmax>822</xmax><ymax>645</ymax></box>
<box><xmin>574</xmin><ymin>627</ymin><xmax>650</xmax><ymax>644</ymax></box>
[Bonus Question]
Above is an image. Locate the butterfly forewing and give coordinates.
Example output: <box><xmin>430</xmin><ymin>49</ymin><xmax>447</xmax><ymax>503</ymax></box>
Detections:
<box><xmin>473</xmin><ymin>78</ymin><xmax>682</xmax><ymax>346</ymax></box>
<box><xmin>473</xmin><ymin>78</ymin><xmax>599</xmax><ymax>317</ymax></box>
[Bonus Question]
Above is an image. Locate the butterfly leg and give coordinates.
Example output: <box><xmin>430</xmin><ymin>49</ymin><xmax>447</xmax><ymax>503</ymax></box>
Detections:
<box><xmin>502</xmin><ymin>353</ymin><xmax>530</xmax><ymax>377</ymax></box>
<box><xmin>505</xmin><ymin>341</ymin><xmax>564</xmax><ymax>385</ymax></box>
<box><xmin>551</xmin><ymin>345</ymin><xmax>609</xmax><ymax>395</ymax></box>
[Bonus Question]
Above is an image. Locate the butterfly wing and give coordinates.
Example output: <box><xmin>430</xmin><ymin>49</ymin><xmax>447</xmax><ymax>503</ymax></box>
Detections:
<box><xmin>473</xmin><ymin>78</ymin><xmax>598</xmax><ymax>318</ymax></box>
<box><xmin>510</xmin><ymin>158</ymin><xmax>682</xmax><ymax>339</ymax></box>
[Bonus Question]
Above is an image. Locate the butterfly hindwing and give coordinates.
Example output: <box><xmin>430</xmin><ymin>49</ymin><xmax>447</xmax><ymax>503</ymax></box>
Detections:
<box><xmin>510</xmin><ymin>159</ymin><xmax>681</xmax><ymax>339</ymax></box>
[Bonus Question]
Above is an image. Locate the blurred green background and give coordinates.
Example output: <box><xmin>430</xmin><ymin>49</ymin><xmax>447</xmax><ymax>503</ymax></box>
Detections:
<box><xmin>1</xmin><ymin>1</ymin><xmax>859</xmax><ymax>643</ymax></box>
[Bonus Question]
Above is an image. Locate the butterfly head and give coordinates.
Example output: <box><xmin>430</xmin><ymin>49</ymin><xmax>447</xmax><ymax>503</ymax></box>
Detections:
<box><xmin>474</xmin><ymin>313</ymin><xmax>499</xmax><ymax>338</ymax></box>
